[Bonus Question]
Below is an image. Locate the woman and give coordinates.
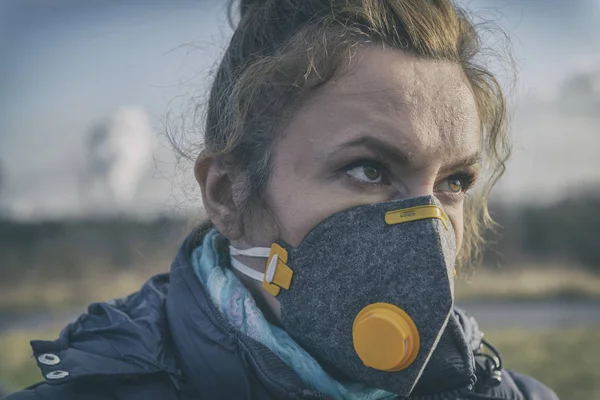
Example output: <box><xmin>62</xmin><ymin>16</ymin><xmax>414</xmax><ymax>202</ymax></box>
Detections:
<box><xmin>5</xmin><ymin>1</ymin><xmax>558</xmax><ymax>399</ymax></box>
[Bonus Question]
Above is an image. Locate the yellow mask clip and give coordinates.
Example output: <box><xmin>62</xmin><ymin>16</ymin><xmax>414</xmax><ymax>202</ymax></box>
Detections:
<box><xmin>384</xmin><ymin>204</ymin><xmax>449</xmax><ymax>230</ymax></box>
<box><xmin>262</xmin><ymin>243</ymin><xmax>293</xmax><ymax>296</ymax></box>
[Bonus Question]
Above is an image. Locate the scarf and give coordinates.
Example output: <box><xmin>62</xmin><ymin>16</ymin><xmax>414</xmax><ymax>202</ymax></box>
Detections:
<box><xmin>191</xmin><ymin>228</ymin><xmax>395</xmax><ymax>400</ymax></box>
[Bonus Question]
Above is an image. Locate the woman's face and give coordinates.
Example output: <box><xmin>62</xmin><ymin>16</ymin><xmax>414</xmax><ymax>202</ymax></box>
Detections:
<box><xmin>234</xmin><ymin>46</ymin><xmax>481</xmax><ymax>253</ymax></box>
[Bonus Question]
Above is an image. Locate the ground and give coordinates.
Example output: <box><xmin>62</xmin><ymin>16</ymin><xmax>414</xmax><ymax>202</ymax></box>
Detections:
<box><xmin>1</xmin><ymin>266</ymin><xmax>599</xmax><ymax>399</ymax></box>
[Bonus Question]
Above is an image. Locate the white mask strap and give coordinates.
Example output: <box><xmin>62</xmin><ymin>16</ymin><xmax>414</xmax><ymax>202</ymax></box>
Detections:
<box><xmin>229</xmin><ymin>257</ymin><xmax>265</xmax><ymax>282</ymax></box>
<box><xmin>229</xmin><ymin>245</ymin><xmax>279</xmax><ymax>285</ymax></box>
<box><xmin>229</xmin><ymin>246</ymin><xmax>271</xmax><ymax>258</ymax></box>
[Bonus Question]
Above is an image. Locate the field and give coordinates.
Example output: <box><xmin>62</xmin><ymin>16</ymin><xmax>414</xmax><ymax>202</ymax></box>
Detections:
<box><xmin>484</xmin><ymin>328</ymin><xmax>600</xmax><ymax>400</ymax></box>
<box><xmin>2</xmin><ymin>264</ymin><xmax>600</xmax><ymax>312</ymax></box>
<box><xmin>455</xmin><ymin>265</ymin><xmax>600</xmax><ymax>300</ymax></box>
<box><xmin>1</xmin><ymin>266</ymin><xmax>599</xmax><ymax>398</ymax></box>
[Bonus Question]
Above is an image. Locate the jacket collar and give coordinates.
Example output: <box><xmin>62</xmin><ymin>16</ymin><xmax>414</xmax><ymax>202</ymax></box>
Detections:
<box><xmin>165</xmin><ymin>231</ymin><xmax>308</xmax><ymax>399</ymax></box>
<box><xmin>30</xmin><ymin>230</ymin><xmax>308</xmax><ymax>398</ymax></box>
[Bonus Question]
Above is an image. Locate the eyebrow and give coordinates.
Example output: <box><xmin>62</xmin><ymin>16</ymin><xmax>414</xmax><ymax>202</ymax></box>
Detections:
<box><xmin>328</xmin><ymin>136</ymin><xmax>412</xmax><ymax>166</ymax></box>
<box><xmin>443</xmin><ymin>152</ymin><xmax>482</xmax><ymax>172</ymax></box>
<box><xmin>327</xmin><ymin>135</ymin><xmax>482</xmax><ymax>170</ymax></box>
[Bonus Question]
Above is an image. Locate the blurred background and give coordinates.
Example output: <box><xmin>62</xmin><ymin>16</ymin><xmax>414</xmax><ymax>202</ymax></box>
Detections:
<box><xmin>0</xmin><ymin>0</ymin><xmax>599</xmax><ymax>398</ymax></box>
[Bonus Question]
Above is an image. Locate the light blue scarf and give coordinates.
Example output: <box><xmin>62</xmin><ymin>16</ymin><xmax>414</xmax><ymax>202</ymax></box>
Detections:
<box><xmin>191</xmin><ymin>229</ymin><xmax>395</xmax><ymax>400</ymax></box>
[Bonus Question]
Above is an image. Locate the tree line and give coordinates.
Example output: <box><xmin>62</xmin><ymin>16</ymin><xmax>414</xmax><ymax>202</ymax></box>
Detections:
<box><xmin>484</xmin><ymin>190</ymin><xmax>600</xmax><ymax>271</ymax></box>
<box><xmin>1</xmin><ymin>191</ymin><xmax>599</xmax><ymax>285</ymax></box>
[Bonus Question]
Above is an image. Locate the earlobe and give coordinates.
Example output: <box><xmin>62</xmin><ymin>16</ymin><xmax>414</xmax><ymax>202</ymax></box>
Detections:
<box><xmin>195</xmin><ymin>151</ymin><xmax>244</xmax><ymax>240</ymax></box>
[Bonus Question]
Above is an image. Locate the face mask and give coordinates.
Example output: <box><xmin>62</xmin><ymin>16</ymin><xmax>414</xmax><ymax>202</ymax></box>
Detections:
<box><xmin>229</xmin><ymin>195</ymin><xmax>460</xmax><ymax>396</ymax></box>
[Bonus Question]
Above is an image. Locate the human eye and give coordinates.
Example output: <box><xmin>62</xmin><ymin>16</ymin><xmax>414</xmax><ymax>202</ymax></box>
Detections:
<box><xmin>435</xmin><ymin>171</ymin><xmax>477</xmax><ymax>194</ymax></box>
<box><xmin>344</xmin><ymin>160</ymin><xmax>389</xmax><ymax>185</ymax></box>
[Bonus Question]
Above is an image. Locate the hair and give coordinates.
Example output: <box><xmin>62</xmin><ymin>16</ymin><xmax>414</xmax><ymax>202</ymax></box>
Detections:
<box><xmin>195</xmin><ymin>0</ymin><xmax>512</xmax><ymax>268</ymax></box>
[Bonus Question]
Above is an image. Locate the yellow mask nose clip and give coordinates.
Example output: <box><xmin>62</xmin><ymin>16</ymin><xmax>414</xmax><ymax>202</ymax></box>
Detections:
<box><xmin>352</xmin><ymin>303</ymin><xmax>420</xmax><ymax>371</ymax></box>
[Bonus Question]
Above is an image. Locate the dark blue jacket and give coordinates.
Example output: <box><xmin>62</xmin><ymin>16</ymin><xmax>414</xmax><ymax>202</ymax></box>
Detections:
<box><xmin>3</xmin><ymin>231</ymin><xmax>559</xmax><ymax>400</ymax></box>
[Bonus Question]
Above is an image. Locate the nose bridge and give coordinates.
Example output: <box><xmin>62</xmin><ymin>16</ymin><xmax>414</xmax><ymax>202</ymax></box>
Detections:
<box><xmin>392</xmin><ymin>172</ymin><xmax>437</xmax><ymax>200</ymax></box>
<box><xmin>406</xmin><ymin>179</ymin><xmax>435</xmax><ymax>198</ymax></box>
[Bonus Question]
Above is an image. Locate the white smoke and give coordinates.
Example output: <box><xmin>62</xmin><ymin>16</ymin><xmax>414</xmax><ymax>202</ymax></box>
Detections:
<box><xmin>81</xmin><ymin>106</ymin><xmax>155</xmax><ymax>214</ymax></box>
<box><xmin>558</xmin><ymin>66</ymin><xmax>600</xmax><ymax>115</ymax></box>
<box><xmin>495</xmin><ymin>65</ymin><xmax>600</xmax><ymax>204</ymax></box>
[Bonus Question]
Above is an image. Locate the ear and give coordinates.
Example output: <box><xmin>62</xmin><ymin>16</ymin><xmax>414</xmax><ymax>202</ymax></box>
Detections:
<box><xmin>195</xmin><ymin>151</ymin><xmax>244</xmax><ymax>240</ymax></box>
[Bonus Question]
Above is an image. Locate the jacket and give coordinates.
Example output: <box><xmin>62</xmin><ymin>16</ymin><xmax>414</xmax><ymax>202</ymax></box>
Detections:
<box><xmin>3</xmin><ymin>230</ymin><xmax>559</xmax><ymax>400</ymax></box>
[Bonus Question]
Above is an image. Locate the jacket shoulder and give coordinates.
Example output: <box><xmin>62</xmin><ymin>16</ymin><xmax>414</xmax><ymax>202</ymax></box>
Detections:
<box><xmin>508</xmin><ymin>370</ymin><xmax>559</xmax><ymax>400</ymax></box>
<box><xmin>2</xmin><ymin>374</ymin><xmax>181</xmax><ymax>400</ymax></box>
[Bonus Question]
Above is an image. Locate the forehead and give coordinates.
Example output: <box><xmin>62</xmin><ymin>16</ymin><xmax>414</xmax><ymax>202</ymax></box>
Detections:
<box><xmin>288</xmin><ymin>46</ymin><xmax>481</xmax><ymax>165</ymax></box>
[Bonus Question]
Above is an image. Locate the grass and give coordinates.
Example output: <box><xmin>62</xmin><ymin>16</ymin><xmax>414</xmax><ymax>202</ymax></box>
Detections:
<box><xmin>455</xmin><ymin>265</ymin><xmax>600</xmax><ymax>301</ymax></box>
<box><xmin>1</xmin><ymin>265</ymin><xmax>599</xmax><ymax>314</ymax></box>
<box><xmin>1</xmin><ymin>324</ymin><xmax>598</xmax><ymax>399</ymax></box>
<box><xmin>484</xmin><ymin>327</ymin><xmax>600</xmax><ymax>400</ymax></box>
<box><xmin>0</xmin><ymin>268</ymin><xmax>166</xmax><ymax>313</ymax></box>
<box><xmin>0</xmin><ymin>326</ymin><xmax>62</xmax><ymax>392</ymax></box>
<box><xmin>1</xmin><ymin>265</ymin><xmax>599</xmax><ymax>396</ymax></box>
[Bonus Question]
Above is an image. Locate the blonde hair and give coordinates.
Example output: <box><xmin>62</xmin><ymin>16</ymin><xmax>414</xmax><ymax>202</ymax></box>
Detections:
<box><xmin>197</xmin><ymin>0</ymin><xmax>511</xmax><ymax>268</ymax></box>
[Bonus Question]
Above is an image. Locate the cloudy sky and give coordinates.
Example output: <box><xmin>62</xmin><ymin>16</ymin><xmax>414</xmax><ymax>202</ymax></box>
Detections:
<box><xmin>0</xmin><ymin>0</ymin><xmax>599</xmax><ymax>218</ymax></box>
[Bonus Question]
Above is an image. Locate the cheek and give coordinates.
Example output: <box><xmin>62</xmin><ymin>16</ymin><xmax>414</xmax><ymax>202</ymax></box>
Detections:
<box><xmin>262</xmin><ymin>159</ymin><xmax>370</xmax><ymax>247</ymax></box>
<box><xmin>264</xmin><ymin>184</ymin><xmax>340</xmax><ymax>247</ymax></box>
<box><xmin>261</xmin><ymin>139</ymin><xmax>379</xmax><ymax>247</ymax></box>
<box><xmin>259</xmin><ymin>165</ymin><xmax>320</xmax><ymax>247</ymax></box>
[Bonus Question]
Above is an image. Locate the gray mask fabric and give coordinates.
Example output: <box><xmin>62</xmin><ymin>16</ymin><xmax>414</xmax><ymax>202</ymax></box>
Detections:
<box><xmin>412</xmin><ymin>309</ymin><xmax>476</xmax><ymax>395</ymax></box>
<box><xmin>229</xmin><ymin>195</ymin><xmax>462</xmax><ymax>397</ymax></box>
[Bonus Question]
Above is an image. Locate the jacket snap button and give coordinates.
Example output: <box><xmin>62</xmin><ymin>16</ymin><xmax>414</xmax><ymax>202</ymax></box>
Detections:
<box><xmin>46</xmin><ymin>370</ymin><xmax>69</xmax><ymax>380</ymax></box>
<box><xmin>38</xmin><ymin>353</ymin><xmax>60</xmax><ymax>366</ymax></box>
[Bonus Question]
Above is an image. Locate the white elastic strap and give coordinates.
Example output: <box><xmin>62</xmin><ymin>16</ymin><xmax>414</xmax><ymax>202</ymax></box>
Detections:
<box><xmin>229</xmin><ymin>257</ymin><xmax>265</xmax><ymax>282</ymax></box>
<box><xmin>229</xmin><ymin>252</ymin><xmax>279</xmax><ymax>285</ymax></box>
<box><xmin>229</xmin><ymin>246</ymin><xmax>271</xmax><ymax>258</ymax></box>
<box><xmin>265</xmin><ymin>254</ymin><xmax>278</xmax><ymax>284</ymax></box>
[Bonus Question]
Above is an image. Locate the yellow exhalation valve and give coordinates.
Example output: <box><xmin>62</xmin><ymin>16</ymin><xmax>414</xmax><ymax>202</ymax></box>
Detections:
<box><xmin>352</xmin><ymin>303</ymin><xmax>420</xmax><ymax>371</ymax></box>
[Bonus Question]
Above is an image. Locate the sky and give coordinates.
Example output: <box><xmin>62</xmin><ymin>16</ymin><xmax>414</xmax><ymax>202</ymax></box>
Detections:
<box><xmin>0</xmin><ymin>0</ymin><xmax>599</xmax><ymax>219</ymax></box>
